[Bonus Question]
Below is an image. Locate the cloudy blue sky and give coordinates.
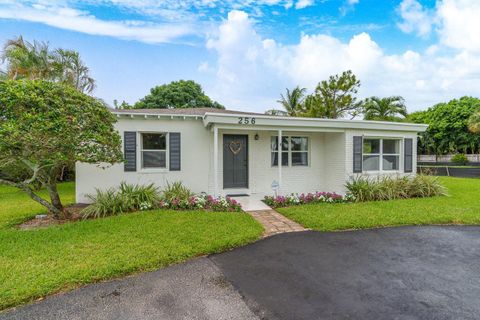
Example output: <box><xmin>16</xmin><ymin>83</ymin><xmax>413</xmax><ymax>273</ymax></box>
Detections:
<box><xmin>0</xmin><ymin>0</ymin><xmax>478</xmax><ymax>113</ymax></box>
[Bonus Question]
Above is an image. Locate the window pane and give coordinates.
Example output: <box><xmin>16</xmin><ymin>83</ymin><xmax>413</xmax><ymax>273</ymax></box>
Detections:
<box><xmin>271</xmin><ymin>136</ymin><xmax>278</xmax><ymax>151</ymax></box>
<box><xmin>291</xmin><ymin>137</ymin><xmax>308</xmax><ymax>151</ymax></box>
<box><xmin>383</xmin><ymin>139</ymin><xmax>399</xmax><ymax>154</ymax></box>
<box><xmin>142</xmin><ymin>133</ymin><xmax>166</xmax><ymax>150</ymax></box>
<box><xmin>292</xmin><ymin>152</ymin><xmax>308</xmax><ymax>166</ymax></box>
<box><xmin>363</xmin><ymin>155</ymin><xmax>380</xmax><ymax>171</ymax></box>
<box><xmin>271</xmin><ymin>152</ymin><xmax>289</xmax><ymax>166</ymax></box>
<box><xmin>142</xmin><ymin>151</ymin><xmax>166</xmax><ymax>168</ymax></box>
<box><xmin>281</xmin><ymin>137</ymin><xmax>289</xmax><ymax>151</ymax></box>
<box><xmin>383</xmin><ymin>155</ymin><xmax>399</xmax><ymax>170</ymax></box>
<box><xmin>363</xmin><ymin>139</ymin><xmax>380</xmax><ymax>154</ymax></box>
<box><xmin>271</xmin><ymin>137</ymin><xmax>289</xmax><ymax>151</ymax></box>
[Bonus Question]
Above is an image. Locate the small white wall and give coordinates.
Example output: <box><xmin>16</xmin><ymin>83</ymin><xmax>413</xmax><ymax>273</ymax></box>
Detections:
<box><xmin>76</xmin><ymin>117</ymin><xmax>212</xmax><ymax>203</ymax></box>
<box><xmin>323</xmin><ymin>132</ymin><xmax>347</xmax><ymax>194</ymax></box>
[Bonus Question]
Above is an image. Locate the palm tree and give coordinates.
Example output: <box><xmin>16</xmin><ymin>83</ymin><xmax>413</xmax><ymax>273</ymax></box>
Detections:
<box><xmin>468</xmin><ymin>111</ymin><xmax>480</xmax><ymax>133</ymax></box>
<box><xmin>1</xmin><ymin>36</ymin><xmax>54</xmax><ymax>80</ymax></box>
<box><xmin>277</xmin><ymin>86</ymin><xmax>307</xmax><ymax>116</ymax></box>
<box><xmin>53</xmin><ymin>49</ymin><xmax>95</xmax><ymax>93</ymax></box>
<box><xmin>1</xmin><ymin>36</ymin><xmax>95</xmax><ymax>93</ymax></box>
<box><xmin>362</xmin><ymin>96</ymin><xmax>408</xmax><ymax>121</ymax></box>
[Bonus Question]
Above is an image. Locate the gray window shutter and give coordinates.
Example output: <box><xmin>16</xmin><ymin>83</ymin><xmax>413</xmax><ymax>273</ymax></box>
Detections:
<box><xmin>353</xmin><ymin>136</ymin><xmax>363</xmax><ymax>173</ymax></box>
<box><xmin>124</xmin><ymin>131</ymin><xmax>137</xmax><ymax>172</ymax></box>
<box><xmin>404</xmin><ymin>138</ymin><xmax>413</xmax><ymax>173</ymax></box>
<box><xmin>169</xmin><ymin>132</ymin><xmax>181</xmax><ymax>171</ymax></box>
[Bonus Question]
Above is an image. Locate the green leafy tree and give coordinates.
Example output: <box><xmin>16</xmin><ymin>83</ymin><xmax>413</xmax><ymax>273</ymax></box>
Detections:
<box><xmin>1</xmin><ymin>36</ymin><xmax>95</xmax><ymax>93</ymax></box>
<box><xmin>303</xmin><ymin>70</ymin><xmax>362</xmax><ymax>119</ymax></box>
<box><xmin>134</xmin><ymin>80</ymin><xmax>224</xmax><ymax>109</ymax></box>
<box><xmin>0</xmin><ymin>80</ymin><xmax>123</xmax><ymax>218</ymax></box>
<box><xmin>468</xmin><ymin>111</ymin><xmax>480</xmax><ymax>133</ymax></box>
<box><xmin>362</xmin><ymin>96</ymin><xmax>408</xmax><ymax>121</ymax></box>
<box><xmin>277</xmin><ymin>86</ymin><xmax>306</xmax><ymax>116</ymax></box>
<box><xmin>265</xmin><ymin>109</ymin><xmax>288</xmax><ymax>116</ymax></box>
<box><xmin>113</xmin><ymin>99</ymin><xmax>133</xmax><ymax>109</ymax></box>
<box><xmin>407</xmin><ymin>97</ymin><xmax>480</xmax><ymax>155</ymax></box>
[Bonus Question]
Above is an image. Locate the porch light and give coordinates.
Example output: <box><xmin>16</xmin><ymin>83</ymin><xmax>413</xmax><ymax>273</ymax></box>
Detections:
<box><xmin>254</xmin><ymin>133</ymin><xmax>259</xmax><ymax>140</ymax></box>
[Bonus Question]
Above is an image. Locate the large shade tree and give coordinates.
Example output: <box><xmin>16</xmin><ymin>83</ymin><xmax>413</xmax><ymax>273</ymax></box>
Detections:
<box><xmin>408</xmin><ymin>97</ymin><xmax>480</xmax><ymax>155</ymax></box>
<box><xmin>1</xmin><ymin>36</ymin><xmax>95</xmax><ymax>93</ymax></box>
<box><xmin>362</xmin><ymin>96</ymin><xmax>408</xmax><ymax>121</ymax></box>
<box><xmin>303</xmin><ymin>70</ymin><xmax>362</xmax><ymax>119</ymax></box>
<box><xmin>134</xmin><ymin>80</ymin><xmax>224</xmax><ymax>109</ymax></box>
<box><xmin>0</xmin><ymin>80</ymin><xmax>123</xmax><ymax>218</ymax></box>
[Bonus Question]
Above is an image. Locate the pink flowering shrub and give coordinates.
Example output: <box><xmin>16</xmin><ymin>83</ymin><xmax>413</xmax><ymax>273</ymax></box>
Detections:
<box><xmin>263</xmin><ymin>192</ymin><xmax>352</xmax><ymax>208</ymax></box>
<box><xmin>157</xmin><ymin>194</ymin><xmax>242</xmax><ymax>212</ymax></box>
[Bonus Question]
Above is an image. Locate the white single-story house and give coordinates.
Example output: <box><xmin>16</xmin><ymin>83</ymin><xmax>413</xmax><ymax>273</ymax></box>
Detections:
<box><xmin>76</xmin><ymin>108</ymin><xmax>428</xmax><ymax>203</ymax></box>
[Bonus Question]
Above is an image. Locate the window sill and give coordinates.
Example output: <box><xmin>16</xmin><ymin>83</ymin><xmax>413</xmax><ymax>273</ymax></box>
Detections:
<box><xmin>361</xmin><ymin>170</ymin><xmax>402</xmax><ymax>174</ymax></box>
<box><xmin>139</xmin><ymin>168</ymin><xmax>169</xmax><ymax>174</ymax></box>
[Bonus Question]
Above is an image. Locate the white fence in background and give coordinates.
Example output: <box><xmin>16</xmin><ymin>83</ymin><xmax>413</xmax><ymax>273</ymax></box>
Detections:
<box><xmin>418</xmin><ymin>154</ymin><xmax>480</xmax><ymax>163</ymax></box>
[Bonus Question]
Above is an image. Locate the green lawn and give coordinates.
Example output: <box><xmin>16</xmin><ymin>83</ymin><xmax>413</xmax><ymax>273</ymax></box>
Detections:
<box><xmin>278</xmin><ymin>177</ymin><xmax>480</xmax><ymax>231</ymax></box>
<box><xmin>0</xmin><ymin>183</ymin><xmax>263</xmax><ymax>310</ymax></box>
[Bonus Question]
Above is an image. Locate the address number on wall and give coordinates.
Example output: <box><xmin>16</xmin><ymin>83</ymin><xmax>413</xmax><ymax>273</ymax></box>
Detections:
<box><xmin>238</xmin><ymin>117</ymin><xmax>256</xmax><ymax>124</ymax></box>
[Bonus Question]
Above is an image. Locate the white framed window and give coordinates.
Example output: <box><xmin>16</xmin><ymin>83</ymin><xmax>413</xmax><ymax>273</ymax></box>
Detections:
<box><xmin>141</xmin><ymin>132</ymin><xmax>167</xmax><ymax>169</ymax></box>
<box><xmin>363</xmin><ymin>138</ymin><xmax>400</xmax><ymax>172</ymax></box>
<box><xmin>271</xmin><ymin>136</ymin><xmax>308</xmax><ymax>166</ymax></box>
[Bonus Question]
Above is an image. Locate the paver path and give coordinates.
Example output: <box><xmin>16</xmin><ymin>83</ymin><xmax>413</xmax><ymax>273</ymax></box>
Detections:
<box><xmin>248</xmin><ymin>209</ymin><xmax>306</xmax><ymax>237</ymax></box>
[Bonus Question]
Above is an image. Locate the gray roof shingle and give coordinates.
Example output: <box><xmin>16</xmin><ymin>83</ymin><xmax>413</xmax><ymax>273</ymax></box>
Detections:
<box><xmin>112</xmin><ymin>107</ymin><xmax>264</xmax><ymax>116</ymax></box>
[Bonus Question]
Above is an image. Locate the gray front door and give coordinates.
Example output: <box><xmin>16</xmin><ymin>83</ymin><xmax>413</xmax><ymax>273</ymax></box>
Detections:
<box><xmin>223</xmin><ymin>134</ymin><xmax>248</xmax><ymax>189</ymax></box>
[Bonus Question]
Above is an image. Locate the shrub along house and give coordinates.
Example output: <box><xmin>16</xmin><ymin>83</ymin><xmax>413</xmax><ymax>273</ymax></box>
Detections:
<box><xmin>76</xmin><ymin>108</ymin><xmax>428</xmax><ymax>203</ymax></box>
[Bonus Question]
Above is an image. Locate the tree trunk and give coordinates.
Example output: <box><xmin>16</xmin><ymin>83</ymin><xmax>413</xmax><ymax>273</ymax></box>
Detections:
<box><xmin>0</xmin><ymin>178</ymin><xmax>63</xmax><ymax>217</ymax></box>
<box><xmin>46</xmin><ymin>183</ymin><xmax>64</xmax><ymax>219</ymax></box>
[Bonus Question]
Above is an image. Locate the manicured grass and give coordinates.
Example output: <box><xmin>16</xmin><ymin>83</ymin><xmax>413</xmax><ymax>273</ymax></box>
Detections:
<box><xmin>419</xmin><ymin>165</ymin><xmax>480</xmax><ymax>168</ymax></box>
<box><xmin>278</xmin><ymin>177</ymin><xmax>480</xmax><ymax>231</ymax></box>
<box><xmin>0</xmin><ymin>183</ymin><xmax>263</xmax><ymax>310</ymax></box>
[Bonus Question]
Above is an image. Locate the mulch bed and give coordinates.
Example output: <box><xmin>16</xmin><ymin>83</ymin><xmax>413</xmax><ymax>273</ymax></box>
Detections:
<box><xmin>17</xmin><ymin>203</ymin><xmax>89</xmax><ymax>230</ymax></box>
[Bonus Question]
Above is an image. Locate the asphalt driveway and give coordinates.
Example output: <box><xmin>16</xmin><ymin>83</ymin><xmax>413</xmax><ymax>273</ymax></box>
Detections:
<box><xmin>2</xmin><ymin>226</ymin><xmax>480</xmax><ymax>320</ymax></box>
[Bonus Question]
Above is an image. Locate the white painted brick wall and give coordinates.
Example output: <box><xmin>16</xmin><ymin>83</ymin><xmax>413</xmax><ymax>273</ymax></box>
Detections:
<box><xmin>76</xmin><ymin>117</ymin><xmax>421</xmax><ymax>203</ymax></box>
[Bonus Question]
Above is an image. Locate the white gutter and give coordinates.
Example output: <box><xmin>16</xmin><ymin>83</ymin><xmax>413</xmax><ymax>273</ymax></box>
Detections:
<box><xmin>202</xmin><ymin>112</ymin><xmax>428</xmax><ymax>132</ymax></box>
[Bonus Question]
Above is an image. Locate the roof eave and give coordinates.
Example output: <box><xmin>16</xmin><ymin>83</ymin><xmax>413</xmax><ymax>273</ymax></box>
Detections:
<box><xmin>203</xmin><ymin>113</ymin><xmax>428</xmax><ymax>132</ymax></box>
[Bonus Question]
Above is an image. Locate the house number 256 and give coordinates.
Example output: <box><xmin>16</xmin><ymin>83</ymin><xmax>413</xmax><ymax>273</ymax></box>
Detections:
<box><xmin>238</xmin><ymin>117</ymin><xmax>256</xmax><ymax>125</ymax></box>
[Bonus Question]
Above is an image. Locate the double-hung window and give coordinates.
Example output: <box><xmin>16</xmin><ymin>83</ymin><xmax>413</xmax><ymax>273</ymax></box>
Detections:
<box><xmin>362</xmin><ymin>138</ymin><xmax>400</xmax><ymax>171</ymax></box>
<box><xmin>141</xmin><ymin>133</ymin><xmax>167</xmax><ymax>169</ymax></box>
<box><xmin>271</xmin><ymin>136</ymin><xmax>308</xmax><ymax>166</ymax></box>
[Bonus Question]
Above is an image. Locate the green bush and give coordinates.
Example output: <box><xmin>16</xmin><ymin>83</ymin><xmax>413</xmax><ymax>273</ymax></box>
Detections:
<box><xmin>82</xmin><ymin>188</ymin><xmax>126</xmax><ymax>219</ymax></box>
<box><xmin>451</xmin><ymin>153</ymin><xmax>469</xmax><ymax>165</ymax></box>
<box><xmin>346</xmin><ymin>175</ymin><xmax>446</xmax><ymax>202</ymax></box>
<box><xmin>82</xmin><ymin>182</ymin><xmax>161</xmax><ymax>218</ymax></box>
<box><xmin>162</xmin><ymin>181</ymin><xmax>193</xmax><ymax>203</ymax></box>
<box><xmin>119</xmin><ymin>182</ymin><xmax>160</xmax><ymax>211</ymax></box>
<box><xmin>408</xmin><ymin>174</ymin><xmax>447</xmax><ymax>198</ymax></box>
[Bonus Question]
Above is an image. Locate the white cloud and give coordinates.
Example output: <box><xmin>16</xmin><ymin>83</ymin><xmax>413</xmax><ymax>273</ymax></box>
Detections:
<box><xmin>340</xmin><ymin>0</ymin><xmax>360</xmax><ymax>16</ymax></box>
<box><xmin>0</xmin><ymin>2</ymin><xmax>195</xmax><ymax>43</ymax></box>
<box><xmin>206</xmin><ymin>10</ymin><xmax>480</xmax><ymax>112</ymax></box>
<box><xmin>436</xmin><ymin>0</ymin><xmax>480</xmax><ymax>52</ymax></box>
<box><xmin>295</xmin><ymin>0</ymin><xmax>314</xmax><ymax>10</ymax></box>
<box><xmin>0</xmin><ymin>0</ymin><xmax>297</xmax><ymax>43</ymax></box>
<box><xmin>397</xmin><ymin>0</ymin><xmax>433</xmax><ymax>37</ymax></box>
